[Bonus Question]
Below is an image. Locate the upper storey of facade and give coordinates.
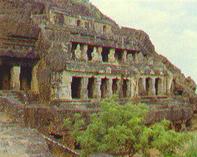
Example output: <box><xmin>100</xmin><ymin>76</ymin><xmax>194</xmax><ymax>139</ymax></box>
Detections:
<box><xmin>47</xmin><ymin>1</ymin><xmax>154</xmax><ymax>54</ymax></box>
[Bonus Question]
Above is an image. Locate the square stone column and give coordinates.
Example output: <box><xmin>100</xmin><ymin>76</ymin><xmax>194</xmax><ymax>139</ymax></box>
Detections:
<box><xmin>97</xmin><ymin>47</ymin><xmax>103</xmax><ymax>62</ymax></box>
<box><xmin>118</xmin><ymin>79</ymin><xmax>124</xmax><ymax>98</ymax></box>
<box><xmin>138</xmin><ymin>77</ymin><xmax>146</xmax><ymax>96</ymax></box>
<box><xmin>122</xmin><ymin>50</ymin><xmax>127</xmax><ymax>63</ymax></box>
<box><xmin>107</xmin><ymin>78</ymin><xmax>113</xmax><ymax>97</ymax></box>
<box><xmin>142</xmin><ymin>78</ymin><xmax>146</xmax><ymax>91</ymax></box>
<box><xmin>163</xmin><ymin>77</ymin><xmax>167</xmax><ymax>95</ymax></box>
<box><xmin>115</xmin><ymin>79</ymin><xmax>122</xmax><ymax>97</ymax></box>
<box><xmin>80</xmin><ymin>77</ymin><xmax>88</xmax><ymax>99</ymax></box>
<box><xmin>10</xmin><ymin>66</ymin><xmax>21</xmax><ymax>90</ymax></box>
<box><xmin>158</xmin><ymin>78</ymin><xmax>164</xmax><ymax>95</ymax></box>
<box><xmin>147</xmin><ymin>78</ymin><xmax>155</xmax><ymax>96</ymax></box>
<box><xmin>56</xmin><ymin>74</ymin><xmax>72</xmax><ymax>100</ymax></box>
<box><xmin>131</xmin><ymin>78</ymin><xmax>138</xmax><ymax>97</ymax></box>
<box><xmin>151</xmin><ymin>78</ymin><xmax>156</xmax><ymax>96</ymax></box>
<box><xmin>31</xmin><ymin>64</ymin><xmax>39</xmax><ymax>94</ymax></box>
<box><xmin>81</xmin><ymin>45</ymin><xmax>88</xmax><ymax>61</ymax></box>
<box><xmin>93</xmin><ymin>78</ymin><xmax>101</xmax><ymax>99</ymax></box>
<box><xmin>130</xmin><ymin>78</ymin><xmax>135</xmax><ymax>97</ymax></box>
<box><xmin>167</xmin><ymin>76</ymin><xmax>173</xmax><ymax>95</ymax></box>
<box><xmin>126</xmin><ymin>80</ymin><xmax>131</xmax><ymax>97</ymax></box>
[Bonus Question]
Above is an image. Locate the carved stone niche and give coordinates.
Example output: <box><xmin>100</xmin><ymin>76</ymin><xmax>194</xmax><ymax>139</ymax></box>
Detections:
<box><xmin>74</xmin><ymin>44</ymin><xmax>82</xmax><ymax>60</ymax></box>
<box><xmin>137</xmin><ymin>52</ymin><xmax>144</xmax><ymax>63</ymax></box>
<box><xmin>108</xmin><ymin>48</ymin><xmax>116</xmax><ymax>63</ymax></box>
<box><xmin>92</xmin><ymin>47</ymin><xmax>102</xmax><ymax>62</ymax></box>
<box><xmin>127</xmin><ymin>54</ymin><xmax>134</xmax><ymax>64</ymax></box>
<box><xmin>147</xmin><ymin>56</ymin><xmax>154</xmax><ymax>65</ymax></box>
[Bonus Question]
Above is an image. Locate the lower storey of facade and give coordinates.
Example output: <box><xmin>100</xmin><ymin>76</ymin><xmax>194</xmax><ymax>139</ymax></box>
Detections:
<box><xmin>0</xmin><ymin>57</ymin><xmax>39</xmax><ymax>93</ymax></box>
<box><xmin>51</xmin><ymin>71</ymin><xmax>174</xmax><ymax>101</ymax></box>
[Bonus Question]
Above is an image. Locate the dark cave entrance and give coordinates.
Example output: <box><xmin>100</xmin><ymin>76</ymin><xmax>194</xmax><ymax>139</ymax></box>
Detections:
<box><xmin>0</xmin><ymin>65</ymin><xmax>11</xmax><ymax>90</ymax></box>
<box><xmin>87</xmin><ymin>45</ymin><xmax>94</xmax><ymax>61</ymax></box>
<box><xmin>155</xmin><ymin>78</ymin><xmax>162</xmax><ymax>96</ymax></box>
<box><xmin>71</xmin><ymin>43</ymin><xmax>78</xmax><ymax>60</ymax></box>
<box><xmin>146</xmin><ymin>78</ymin><xmax>151</xmax><ymax>96</ymax></box>
<box><xmin>138</xmin><ymin>78</ymin><xmax>144</xmax><ymax>96</ymax></box>
<box><xmin>122</xmin><ymin>79</ymin><xmax>128</xmax><ymax>98</ymax></box>
<box><xmin>112</xmin><ymin>79</ymin><xmax>118</xmax><ymax>95</ymax></box>
<box><xmin>71</xmin><ymin>77</ymin><xmax>82</xmax><ymax>99</ymax></box>
<box><xmin>101</xmin><ymin>78</ymin><xmax>108</xmax><ymax>98</ymax></box>
<box><xmin>20</xmin><ymin>66</ymin><xmax>32</xmax><ymax>90</ymax></box>
<box><xmin>102</xmin><ymin>47</ymin><xmax>110</xmax><ymax>62</ymax></box>
<box><xmin>87</xmin><ymin>77</ymin><xmax>95</xmax><ymax>99</ymax></box>
<box><xmin>115</xmin><ymin>49</ymin><xmax>123</xmax><ymax>63</ymax></box>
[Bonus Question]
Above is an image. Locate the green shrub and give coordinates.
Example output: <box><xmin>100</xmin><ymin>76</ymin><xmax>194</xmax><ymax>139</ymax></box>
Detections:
<box><xmin>182</xmin><ymin>134</ymin><xmax>197</xmax><ymax>157</ymax></box>
<box><xmin>65</xmin><ymin>97</ymin><xmax>191</xmax><ymax>157</ymax></box>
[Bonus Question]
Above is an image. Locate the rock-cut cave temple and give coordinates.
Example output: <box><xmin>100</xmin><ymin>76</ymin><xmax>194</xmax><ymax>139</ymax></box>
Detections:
<box><xmin>0</xmin><ymin>0</ymin><xmax>196</xmax><ymax>126</ymax></box>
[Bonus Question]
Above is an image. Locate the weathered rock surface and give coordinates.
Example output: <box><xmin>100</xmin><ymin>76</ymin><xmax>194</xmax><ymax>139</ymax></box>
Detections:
<box><xmin>0</xmin><ymin>112</ymin><xmax>53</xmax><ymax>157</ymax></box>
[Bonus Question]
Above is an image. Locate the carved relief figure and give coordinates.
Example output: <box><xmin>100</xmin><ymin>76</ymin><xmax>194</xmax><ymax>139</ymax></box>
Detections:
<box><xmin>109</xmin><ymin>48</ymin><xmax>116</xmax><ymax>63</ymax></box>
<box><xmin>127</xmin><ymin>54</ymin><xmax>134</xmax><ymax>64</ymax></box>
<box><xmin>92</xmin><ymin>47</ymin><xmax>101</xmax><ymax>62</ymax></box>
<box><xmin>74</xmin><ymin>44</ymin><xmax>82</xmax><ymax>60</ymax></box>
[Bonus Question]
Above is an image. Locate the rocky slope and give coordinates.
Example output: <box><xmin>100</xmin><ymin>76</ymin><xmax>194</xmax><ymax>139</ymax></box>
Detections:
<box><xmin>0</xmin><ymin>112</ymin><xmax>53</xmax><ymax>157</ymax></box>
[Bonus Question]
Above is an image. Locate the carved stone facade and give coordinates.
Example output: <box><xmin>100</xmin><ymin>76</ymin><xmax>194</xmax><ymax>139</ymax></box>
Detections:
<box><xmin>0</xmin><ymin>0</ymin><xmax>196</xmax><ymax>105</ymax></box>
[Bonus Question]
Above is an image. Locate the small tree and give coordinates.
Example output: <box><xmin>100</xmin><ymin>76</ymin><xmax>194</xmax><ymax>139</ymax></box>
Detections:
<box><xmin>65</xmin><ymin>97</ymin><xmax>190</xmax><ymax>157</ymax></box>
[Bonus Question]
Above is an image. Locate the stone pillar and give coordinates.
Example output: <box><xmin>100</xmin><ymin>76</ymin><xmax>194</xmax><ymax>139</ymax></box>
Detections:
<box><xmin>152</xmin><ymin>78</ymin><xmax>156</xmax><ymax>96</ymax></box>
<box><xmin>80</xmin><ymin>77</ymin><xmax>88</xmax><ymax>99</ymax></box>
<box><xmin>50</xmin><ymin>11</ymin><xmax>56</xmax><ymax>24</ymax></box>
<box><xmin>81</xmin><ymin>45</ymin><xmax>88</xmax><ymax>61</ymax></box>
<box><xmin>127</xmin><ymin>54</ymin><xmax>134</xmax><ymax>64</ymax></box>
<box><xmin>138</xmin><ymin>77</ymin><xmax>146</xmax><ymax>96</ymax></box>
<box><xmin>10</xmin><ymin>66</ymin><xmax>21</xmax><ymax>90</ymax></box>
<box><xmin>163</xmin><ymin>77</ymin><xmax>167</xmax><ymax>95</ymax></box>
<box><xmin>93</xmin><ymin>77</ymin><xmax>101</xmax><ymax>99</ymax></box>
<box><xmin>118</xmin><ymin>79</ymin><xmax>124</xmax><ymax>97</ymax></box>
<box><xmin>131</xmin><ymin>78</ymin><xmax>135</xmax><ymax>97</ymax></box>
<box><xmin>107</xmin><ymin>78</ymin><xmax>113</xmax><ymax>97</ymax></box>
<box><xmin>31</xmin><ymin>64</ymin><xmax>39</xmax><ymax>94</ymax></box>
<box><xmin>116</xmin><ymin>79</ymin><xmax>122</xmax><ymax>97</ymax></box>
<box><xmin>142</xmin><ymin>77</ymin><xmax>146</xmax><ymax>92</ymax></box>
<box><xmin>167</xmin><ymin>75</ymin><xmax>173</xmax><ymax>95</ymax></box>
<box><xmin>57</xmin><ymin>74</ymin><xmax>72</xmax><ymax>100</ymax></box>
<box><xmin>147</xmin><ymin>78</ymin><xmax>155</xmax><ymax>96</ymax></box>
<box><xmin>158</xmin><ymin>78</ymin><xmax>164</xmax><ymax>95</ymax></box>
<box><xmin>134</xmin><ymin>78</ymin><xmax>139</xmax><ymax>97</ymax></box>
<box><xmin>126</xmin><ymin>80</ymin><xmax>131</xmax><ymax>97</ymax></box>
<box><xmin>122</xmin><ymin>50</ymin><xmax>127</xmax><ymax>63</ymax></box>
<box><xmin>97</xmin><ymin>47</ymin><xmax>103</xmax><ymax>62</ymax></box>
<box><xmin>137</xmin><ymin>52</ymin><xmax>144</xmax><ymax>63</ymax></box>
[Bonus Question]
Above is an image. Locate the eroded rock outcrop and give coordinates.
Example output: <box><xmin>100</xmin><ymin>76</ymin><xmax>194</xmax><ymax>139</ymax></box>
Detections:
<box><xmin>0</xmin><ymin>112</ymin><xmax>53</xmax><ymax>157</ymax></box>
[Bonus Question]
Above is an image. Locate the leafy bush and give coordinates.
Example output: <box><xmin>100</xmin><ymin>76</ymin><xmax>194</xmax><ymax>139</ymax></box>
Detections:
<box><xmin>181</xmin><ymin>134</ymin><xmax>197</xmax><ymax>157</ymax></box>
<box><xmin>65</xmin><ymin>97</ymin><xmax>190</xmax><ymax>157</ymax></box>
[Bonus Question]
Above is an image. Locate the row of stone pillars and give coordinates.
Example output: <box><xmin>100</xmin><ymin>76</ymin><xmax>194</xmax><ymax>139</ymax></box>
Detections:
<box><xmin>72</xmin><ymin>43</ymin><xmax>144</xmax><ymax>64</ymax></box>
<box><xmin>56</xmin><ymin>76</ymin><xmax>132</xmax><ymax>100</ymax></box>
<box><xmin>138</xmin><ymin>77</ymin><xmax>165</xmax><ymax>96</ymax></box>
<box><xmin>0</xmin><ymin>65</ymin><xmax>39</xmax><ymax>93</ymax></box>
